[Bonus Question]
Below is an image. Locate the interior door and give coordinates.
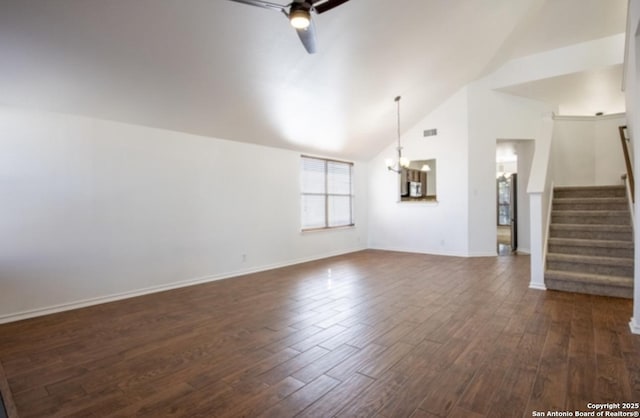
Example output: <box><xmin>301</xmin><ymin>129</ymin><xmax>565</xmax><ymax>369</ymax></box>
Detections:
<box><xmin>510</xmin><ymin>173</ymin><xmax>517</xmax><ymax>251</ymax></box>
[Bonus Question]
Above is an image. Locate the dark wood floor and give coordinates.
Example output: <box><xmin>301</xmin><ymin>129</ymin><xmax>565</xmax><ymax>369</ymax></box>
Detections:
<box><xmin>0</xmin><ymin>250</ymin><xmax>638</xmax><ymax>418</ymax></box>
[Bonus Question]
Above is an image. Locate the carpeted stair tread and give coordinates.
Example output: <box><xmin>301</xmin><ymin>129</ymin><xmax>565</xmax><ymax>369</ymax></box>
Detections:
<box><xmin>551</xmin><ymin>209</ymin><xmax>630</xmax><ymax>216</ymax></box>
<box><xmin>545</xmin><ymin>269</ymin><xmax>633</xmax><ymax>288</ymax></box>
<box><xmin>553</xmin><ymin>197</ymin><xmax>627</xmax><ymax>203</ymax></box>
<box><xmin>554</xmin><ymin>185</ymin><xmax>625</xmax><ymax>192</ymax></box>
<box><xmin>546</xmin><ymin>253</ymin><xmax>634</xmax><ymax>268</ymax></box>
<box><xmin>547</xmin><ymin>237</ymin><xmax>634</xmax><ymax>258</ymax></box>
<box><xmin>545</xmin><ymin>270</ymin><xmax>633</xmax><ymax>298</ymax></box>
<box><xmin>551</xmin><ymin>210</ymin><xmax>631</xmax><ymax>225</ymax></box>
<box><xmin>547</xmin><ymin>238</ymin><xmax>633</xmax><ymax>249</ymax></box>
<box><xmin>550</xmin><ymin>224</ymin><xmax>632</xmax><ymax>232</ymax></box>
<box><xmin>552</xmin><ymin>197</ymin><xmax>629</xmax><ymax>211</ymax></box>
<box><xmin>553</xmin><ymin>185</ymin><xmax>626</xmax><ymax>199</ymax></box>
<box><xmin>549</xmin><ymin>224</ymin><xmax>633</xmax><ymax>241</ymax></box>
<box><xmin>545</xmin><ymin>184</ymin><xmax>633</xmax><ymax>298</ymax></box>
<box><xmin>553</xmin><ymin>185</ymin><xmax>625</xmax><ymax>194</ymax></box>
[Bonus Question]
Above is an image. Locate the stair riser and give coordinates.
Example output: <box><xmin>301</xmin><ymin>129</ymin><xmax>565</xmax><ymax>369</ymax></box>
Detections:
<box><xmin>553</xmin><ymin>202</ymin><xmax>628</xmax><ymax>211</ymax></box>
<box><xmin>545</xmin><ymin>278</ymin><xmax>633</xmax><ymax>298</ymax></box>
<box><xmin>547</xmin><ymin>186</ymin><xmax>634</xmax><ymax>299</ymax></box>
<box><xmin>551</xmin><ymin>214</ymin><xmax>630</xmax><ymax>225</ymax></box>
<box><xmin>549</xmin><ymin>228</ymin><xmax>633</xmax><ymax>241</ymax></box>
<box><xmin>547</xmin><ymin>244</ymin><xmax>634</xmax><ymax>259</ymax></box>
<box><xmin>546</xmin><ymin>260</ymin><xmax>633</xmax><ymax>277</ymax></box>
<box><xmin>554</xmin><ymin>189</ymin><xmax>626</xmax><ymax>199</ymax></box>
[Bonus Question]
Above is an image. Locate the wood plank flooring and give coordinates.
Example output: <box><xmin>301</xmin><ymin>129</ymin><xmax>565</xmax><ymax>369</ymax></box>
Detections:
<box><xmin>0</xmin><ymin>250</ymin><xmax>638</xmax><ymax>417</ymax></box>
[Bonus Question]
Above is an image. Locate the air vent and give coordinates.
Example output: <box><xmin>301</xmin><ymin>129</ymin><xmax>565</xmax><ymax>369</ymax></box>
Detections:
<box><xmin>423</xmin><ymin>128</ymin><xmax>438</xmax><ymax>137</ymax></box>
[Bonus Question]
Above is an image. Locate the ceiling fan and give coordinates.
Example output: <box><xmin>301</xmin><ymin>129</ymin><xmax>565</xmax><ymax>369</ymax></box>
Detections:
<box><xmin>227</xmin><ymin>0</ymin><xmax>351</xmax><ymax>54</ymax></box>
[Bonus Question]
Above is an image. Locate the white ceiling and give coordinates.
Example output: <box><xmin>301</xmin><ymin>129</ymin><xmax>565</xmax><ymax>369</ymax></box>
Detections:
<box><xmin>507</xmin><ymin>0</ymin><xmax>628</xmax><ymax>59</ymax></box>
<box><xmin>0</xmin><ymin>0</ymin><xmax>628</xmax><ymax>160</ymax></box>
<box><xmin>498</xmin><ymin>64</ymin><xmax>626</xmax><ymax>116</ymax></box>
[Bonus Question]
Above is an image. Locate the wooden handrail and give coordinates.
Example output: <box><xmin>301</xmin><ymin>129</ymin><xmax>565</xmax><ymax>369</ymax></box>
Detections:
<box><xmin>619</xmin><ymin>125</ymin><xmax>635</xmax><ymax>203</ymax></box>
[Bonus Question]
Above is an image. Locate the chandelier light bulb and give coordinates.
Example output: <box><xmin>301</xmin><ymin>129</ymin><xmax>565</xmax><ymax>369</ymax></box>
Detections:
<box><xmin>385</xmin><ymin>158</ymin><xmax>394</xmax><ymax>169</ymax></box>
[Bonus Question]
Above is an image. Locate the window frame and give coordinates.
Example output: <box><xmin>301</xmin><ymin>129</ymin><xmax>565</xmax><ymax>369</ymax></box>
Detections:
<box><xmin>300</xmin><ymin>155</ymin><xmax>355</xmax><ymax>231</ymax></box>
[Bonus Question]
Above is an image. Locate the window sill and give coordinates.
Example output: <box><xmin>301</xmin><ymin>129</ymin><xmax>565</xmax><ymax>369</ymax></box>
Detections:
<box><xmin>301</xmin><ymin>224</ymin><xmax>356</xmax><ymax>233</ymax></box>
<box><xmin>396</xmin><ymin>199</ymin><xmax>439</xmax><ymax>206</ymax></box>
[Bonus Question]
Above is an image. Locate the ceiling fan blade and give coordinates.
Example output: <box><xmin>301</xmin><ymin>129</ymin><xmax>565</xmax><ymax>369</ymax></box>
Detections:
<box><xmin>229</xmin><ymin>0</ymin><xmax>319</xmax><ymax>53</ymax></box>
<box><xmin>295</xmin><ymin>19</ymin><xmax>317</xmax><ymax>54</ymax></box>
<box><xmin>312</xmin><ymin>0</ymin><xmax>350</xmax><ymax>14</ymax></box>
<box><xmin>227</xmin><ymin>0</ymin><xmax>287</xmax><ymax>14</ymax></box>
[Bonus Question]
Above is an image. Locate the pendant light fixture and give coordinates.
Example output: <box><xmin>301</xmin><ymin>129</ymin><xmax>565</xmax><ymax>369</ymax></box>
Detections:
<box><xmin>385</xmin><ymin>96</ymin><xmax>410</xmax><ymax>173</ymax></box>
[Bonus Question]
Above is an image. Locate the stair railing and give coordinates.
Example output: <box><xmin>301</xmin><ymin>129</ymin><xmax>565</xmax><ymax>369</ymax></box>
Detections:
<box><xmin>619</xmin><ymin>125</ymin><xmax>635</xmax><ymax>203</ymax></box>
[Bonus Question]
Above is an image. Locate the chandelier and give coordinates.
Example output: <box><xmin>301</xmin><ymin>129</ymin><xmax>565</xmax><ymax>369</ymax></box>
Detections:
<box><xmin>385</xmin><ymin>96</ymin><xmax>409</xmax><ymax>173</ymax></box>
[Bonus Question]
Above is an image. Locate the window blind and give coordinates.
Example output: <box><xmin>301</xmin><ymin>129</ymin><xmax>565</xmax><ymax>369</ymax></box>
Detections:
<box><xmin>301</xmin><ymin>156</ymin><xmax>353</xmax><ymax>230</ymax></box>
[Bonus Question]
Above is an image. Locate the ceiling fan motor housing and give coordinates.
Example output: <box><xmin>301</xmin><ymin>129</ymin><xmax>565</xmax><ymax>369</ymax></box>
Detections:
<box><xmin>226</xmin><ymin>0</ymin><xmax>351</xmax><ymax>53</ymax></box>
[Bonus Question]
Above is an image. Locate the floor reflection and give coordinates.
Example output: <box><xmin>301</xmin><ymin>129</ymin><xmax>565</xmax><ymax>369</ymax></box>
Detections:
<box><xmin>497</xmin><ymin>243</ymin><xmax>513</xmax><ymax>256</ymax></box>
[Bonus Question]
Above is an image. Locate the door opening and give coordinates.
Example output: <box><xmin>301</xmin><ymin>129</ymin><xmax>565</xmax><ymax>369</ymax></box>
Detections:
<box><xmin>496</xmin><ymin>140</ymin><xmax>519</xmax><ymax>256</ymax></box>
<box><xmin>497</xmin><ymin>173</ymin><xmax>517</xmax><ymax>254</ymax></box>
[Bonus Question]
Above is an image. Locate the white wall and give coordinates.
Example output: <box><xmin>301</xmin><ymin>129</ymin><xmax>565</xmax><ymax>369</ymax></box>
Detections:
<box><xmin>0</xmin><ymin>107</ymin><xmax>368</xmax><ymax>322</ymax></box>
<box><xmin>368</xmin><ymin>81</ymin><xmax>553</xmax><ymax>258</ymax></box>
<box><xmin>624</xmin><ymin>0</ymin><xmax>640</xmax><ymax>335</ymax></box>
<box><xmin>367</xmin><ymin>88</ymin><xmax>470</xmax><ymax>256</ymax></box>
<box><xmin>515</xmin><ymin>140</ymin><xmax>535</xmax><ymax>254</ymax></box>
<box><xmin>527</xmin><ymin>114</ymin><xmax>555</xmax><ymax>290</ymax></box>
<box><xmin>467</xmin><ymin>82</ymin><xmax>555</xmax><ymax>256</ymax></box>
<box><xmin>490</xmin><ymin>34</ymin><xmax>625</xmax><ymax>90</ymax></box>
<box><xmin>497</xmin><ymin>161</ymin><xmax>517</xmax><ymax>174</ymax></box>
<box><xmin>551</xmin><ymin>115</ymin><xmax>627</xmax><ymax>186</ymax></box>
<box><xmin>595</xmin><ymin>115</ymin><xmax>629</xmax><ymax>184</ymax></box>
<box><xmin>551</xmin><ymin>118</ymin><xmax>596</xmax><ymax>185</ymax></box>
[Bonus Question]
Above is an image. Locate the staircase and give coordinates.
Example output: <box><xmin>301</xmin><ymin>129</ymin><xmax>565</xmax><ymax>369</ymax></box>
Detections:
<box><xmin>545</xmin><ymin>185</ymin><xmax>634</xmax><ymax>298</ymax></box>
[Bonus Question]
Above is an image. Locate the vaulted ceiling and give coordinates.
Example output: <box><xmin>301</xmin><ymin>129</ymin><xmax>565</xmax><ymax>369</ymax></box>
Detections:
<box><xmin>0</xmin><ymin>0</ymin><xmax>627</xmax><ymax>159</ymax></box>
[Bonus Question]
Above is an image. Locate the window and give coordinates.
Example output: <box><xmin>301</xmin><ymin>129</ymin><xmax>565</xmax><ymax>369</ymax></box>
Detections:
<box><xmin>300</xmin><ymin>156</ymin><xmax>354</xmax><ymax>230</ymax></box>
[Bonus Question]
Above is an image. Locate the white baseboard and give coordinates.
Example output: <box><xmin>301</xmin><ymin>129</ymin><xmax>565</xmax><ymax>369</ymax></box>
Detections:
<box><xmin>516</xmin><ymin>248</ymin><xmax>530</xmax><ymax>255</ymax></box>
<box><xmin>529</xmin><ymin>283</ymin><xmax>547</xmax><ymax>291</ymax></box>
<box><xmin>367</xmin><ymin>245</ymin><xmax>468</xmax><ymax>258</ymax></box>
<box><xmin>0</xmin><ymin>247</ymin><xmax>366</xmax><ymax>324</ymax></box>
<box><xmin>630</xmin><ymin>317</ymin><xmax>640</xmax><ymax>335</ymax></box>
<box><xmin>369</xmin><ymin>245</ymin><xmax>513</xmax><ymax>258</ymax></box>
<box><xmin>467</xmin><ymin>251</ymin><xmax>499</xmax><ymax>257</ymax></box>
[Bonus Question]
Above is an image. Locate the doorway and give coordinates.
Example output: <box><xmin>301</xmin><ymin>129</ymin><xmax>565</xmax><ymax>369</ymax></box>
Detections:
<box><xmin>497</xmin><ymin>172</ymin><xmax>517</xmax><ymax>254</ymax></box>
<box><xmin>496</xmin><ymin>141</ymin><xmax>519</xmax><ymax>255</ymax></box>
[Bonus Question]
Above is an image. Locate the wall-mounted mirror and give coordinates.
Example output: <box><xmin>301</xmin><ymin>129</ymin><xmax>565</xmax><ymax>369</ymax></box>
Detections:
<box><xmin>400</xmin><ymin>159</ymin><xmax>437</xmax><ymax>202</ymax></box>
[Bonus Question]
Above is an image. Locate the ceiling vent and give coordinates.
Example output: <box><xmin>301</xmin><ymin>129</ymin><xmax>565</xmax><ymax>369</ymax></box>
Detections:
<box><xmin>423</xmin><ymin>128</ymin><xmax>438</xmax><ymax>137</ymax></box>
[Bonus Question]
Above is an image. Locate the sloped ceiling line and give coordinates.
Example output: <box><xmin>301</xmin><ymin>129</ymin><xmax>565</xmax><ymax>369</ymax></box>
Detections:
<box><xmin>0</xmin><ymin>0</ymin><xmax>627</xmax><ymax>159</ymax></box>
